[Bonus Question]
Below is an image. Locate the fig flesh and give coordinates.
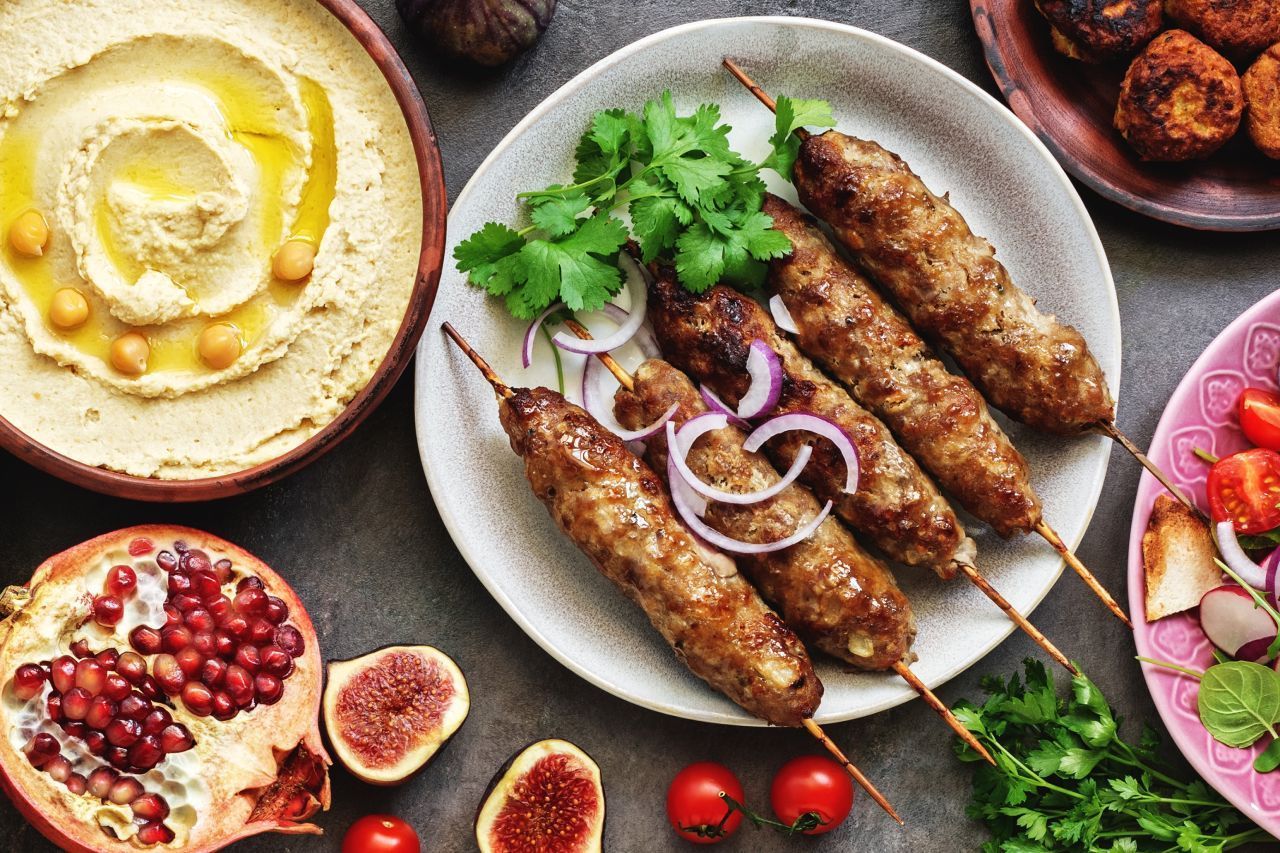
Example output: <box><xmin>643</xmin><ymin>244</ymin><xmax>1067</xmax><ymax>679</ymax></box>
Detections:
<box><xmin>475</xmin><ymin>739</ymin><xmax>604</xmax><ymax>853</ymax></box>
<box><xmin>323</xmin><ymin>645</ymin><xmax>468</xmax><ymax>784</ymax></box>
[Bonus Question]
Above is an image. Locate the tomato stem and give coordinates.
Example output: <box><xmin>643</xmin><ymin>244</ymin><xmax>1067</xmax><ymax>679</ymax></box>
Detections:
<box><xmin>718</xmin><ymin>793</ymin><xmax>828</xmax><ymax>835</ymax></box>
<box><xmin>1194</xmin><ymin>447</ymin><xmax>1220</xmax><ymax>465</ymax></box>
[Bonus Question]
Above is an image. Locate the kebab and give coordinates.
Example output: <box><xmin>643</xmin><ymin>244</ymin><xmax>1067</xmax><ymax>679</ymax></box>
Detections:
<box><xmin>721</xmin><ymin>59</ymin><xmax>1195</xmax><ymax>517</ymax></box>
<box><xmin>440</xmin><ymin>322</ymin><xmax>904</xmax><ymax>823</ymax></box>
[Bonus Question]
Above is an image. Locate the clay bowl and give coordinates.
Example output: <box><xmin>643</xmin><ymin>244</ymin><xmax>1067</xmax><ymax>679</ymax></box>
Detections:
<box><xmin>972</xmin><ymin>0</ymin><xmax>1280</xmax><ymax>231</ymax></box>
<box><xmin>0</xmin><ymin>0</ymin><xmax>446</xmax><ymax>502</ymax></box>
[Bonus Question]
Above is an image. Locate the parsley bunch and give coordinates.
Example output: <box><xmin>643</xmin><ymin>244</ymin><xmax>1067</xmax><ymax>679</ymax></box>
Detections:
<box><xmin>454</xmin><ymin>91</ymin><xmax>834</xmax><ymax>319</ymax></box>
<box><xmin>954</xmin><ymin>660</ymin><xmax>1272</xmax><ymax>852</ymax></box>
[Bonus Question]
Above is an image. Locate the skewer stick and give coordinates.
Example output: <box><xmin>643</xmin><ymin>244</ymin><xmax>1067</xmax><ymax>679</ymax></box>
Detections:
<box><xmin>1036</xmin><ymin>521</ymin><xmax>1133</xmax><ymax>628</ymax></box>
<box><xmin>442</xmin><ymin>322</ymin><xmax>512</xmax><ymax>400</ymax></box>
<box><xmin>563</xmin><ymin>319</ymin><xmax>635</xmax><ymax>392</ymax></box>
<box><xmin>801</xmin><ymin>718</ymin><xmax>903</xmax><ymax>825</ymax></box>
<box><xmin>891</xmin><ymin>661</ymin><xmax>994</xmax><ymax>765</ymax></box>
<box><xmin>1097</xmin><ymin>420</ymin><xmax>1201</xmax><ymax>517</ymax></box>
<box><xmin>955</xmin><ymin>563</ymin><xmax>1077</xmax><ymax>675</ymax></box>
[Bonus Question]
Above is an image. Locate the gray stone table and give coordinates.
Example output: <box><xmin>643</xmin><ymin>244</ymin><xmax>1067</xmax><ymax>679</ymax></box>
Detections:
<box><xmin>3</xmin><ymin>1</ymin><xmax>1278</xmax><ymax>851</ymax></box>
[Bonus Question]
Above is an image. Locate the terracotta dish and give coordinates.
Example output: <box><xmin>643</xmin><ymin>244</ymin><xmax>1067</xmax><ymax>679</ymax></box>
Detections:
<box><xmin>972</xmin><ymin>0</ymin><xmax>1280</xmax><ymax>231</ymax></box>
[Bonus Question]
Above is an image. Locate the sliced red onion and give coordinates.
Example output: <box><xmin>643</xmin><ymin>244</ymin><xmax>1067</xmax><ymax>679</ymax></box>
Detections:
<box><xmin>597</xmin><ymin>304</ymin><xmax>661</xmax><ymax>360</ymax></box>
<box><xmin>523</xmin><ymin>302</ymin><xmax>565</xmax><ymax>368</ymax></box>
<box><xmin>668</xmin><ymin>455</ymin><xmax>709</xmax><ymax>518</ymax></box>
<box><xmin>1266</xmin><ymin>547</ymin><xmax>1280</xmax><ymax>608</ymax></box>
<box><xmin>665</xmin><ymin>417</ymin><xmax>812</xmax><ymax>505</ymax></box>
<box><xmin>735</xmin><ymin>340</ymin><xmax>784</xmax><ymax>420</ymax></box>
<box><xmin>743</xmin><ymin>413</ymin><xmax>860</xmax><ymax>494</ymax></box>
<box><xmin>580</xmin><ymin>355</ymin><xmax>677</xmax><ymax>442</ymax></box>
<box><xmin>553</xmin><ymin>274</ymin><xmax>646</xmax><ymax>355</ymax></box>
<box><xmin>667</xmin><ymin>457</ymin><xmax>832</xmax><ymax>555</ymax></box>
<box><xmin>1216</xmin><ymin>521</ymin><xmax>1270</xmax><ymax>590</ymax></box>
<box><xmin>770</xmin><ymin>295</ymin><xmax>798</xmax><ymax>334</ymax></box>
<box><xmin>698</xmin><ymin>386</ymin><xmax>750</xmax><ymax>428</ymax></box>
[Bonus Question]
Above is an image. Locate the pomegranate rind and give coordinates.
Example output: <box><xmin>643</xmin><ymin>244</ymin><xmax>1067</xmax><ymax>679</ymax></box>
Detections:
<box><xmin>323</xmin><ymin>644</ymin><xmax>469</xmax><ymax>785</ymax></box>
<box><xmin>475</xmin><ymin>739</ymin><xmax>605</xmax><ymax>853</ymax></box>
<box><xmin>0</xmin><ymin>525</ymin><xmax>331</xmax><ymax>853</ymax></box>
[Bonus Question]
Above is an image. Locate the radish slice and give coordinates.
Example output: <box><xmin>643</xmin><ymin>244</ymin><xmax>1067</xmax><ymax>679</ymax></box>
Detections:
<box><xmin>553</xmin><ymin>274</ymin><xmax>646</xmax><ymax>355</ymax></box>
<box><xmin>735</xmin><ymin>340</ymin><xmax>784</xmax><ymax>420</ymax></box>
<box><xmin>699</xmin><ymin>386</ymin><xmax>750</xmax><ymax>428</ymax></box>
<box><xmin>1199</xmin><ymin>584</ymin><xmax>1278</xmax><ymax>662</ymax></box>
<box><xmin>1215</xmin><ymin>521</ymin><xmax>1270</xmax><ymax>589</ymax></box>
<box><xmin>743</xmin><ymin>414</ymin><xmax>860</xmax><ymax>495</ymax></box>
<box><xmin>523</xmin><ymin>302</ymin><xmax>565</xmax><ymax>368</ymax></box>
<box><xmin>770</xmin><ymin>295</ymin><xmax>798</xmax><ymax>334</ymax></box>
<box><xmin>580</xmin><ymin>355</ymin><xmax>677</xmax><ymax>442</ymax></box>
<box><xmin>665</xmin><ymin>417</ymin><xmax>812</xmax><ymax>505</ymax></box>
<box><xmin>668</xmin><ymin>456</ymin><xmax>832</xmax><ymax>554</ymax></box>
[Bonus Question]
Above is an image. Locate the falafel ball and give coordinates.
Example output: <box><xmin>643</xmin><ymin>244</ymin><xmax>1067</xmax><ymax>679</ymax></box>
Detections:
<box><xmin>1035</xmin><ymin>0</ymin><xmax>1163</xmax><ymax>62</ymax></box>
<box><xmin>1244</xmin><ymin>43</ymin><xmax>1280</xmax><ymax>158</ymax></box>
<box><xmin>1115</xmin><ymin>29</ymin><xmax>1244</xmax><ymax>160</ymax></box>
<box><xmin>1165</xmin><ymin>0</ymin><xmax>1280</xmax><ymax>59</ymax></box>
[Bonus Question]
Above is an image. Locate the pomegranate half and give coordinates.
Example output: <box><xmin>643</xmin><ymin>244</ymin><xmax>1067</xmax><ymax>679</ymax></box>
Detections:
<box><xmin>0</xmin><ymin>525</ymin><xmax>330</xmax><ymax>851</ymax></box>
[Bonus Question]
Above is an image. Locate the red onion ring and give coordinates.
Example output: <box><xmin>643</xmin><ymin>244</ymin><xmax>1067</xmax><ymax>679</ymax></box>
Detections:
<box><xmin>743</xmin><ymin>413</ymin><xmax>860</xmax><ymax>494</ymax></box>
<box><xmin>735</xmin><ymin>340</ymin><xmax>784</xmax><ymax>420</ymax></box>
<box><xmin>1216</xmin><ymin>521</ymin><xmax>1270</xmax><ymax>590</ymax></box>
<box><xmin>698</xmin><ymin>386</ymin><xmax>750</xmax><ymax>428</ymax></box>
<box><xmin>666</xmin><ymin>416</ymin><xmax>813</xmax><ymax>505</ymax></box>
<box><xmin>580</xmin><ymin>355</ymin><xmax>677</xmax><ymax>442</ymax></box>
<box><xmin>522</xmin><ymin>302</ymin><xmax>565</xmax><ymax>368</ymax></box>
<box><xmin>667</xmin><ymin>456</ymin><xmax>833</xmax><ymax>554</ymax></box>
<box><xmin>553</xmin><ymin>274</ymin><xmax>647</xmax><ymax>355</ymax></box>
<box><xmin>1265</xmin><ymin>547</ymin><xmax>1280</xmax><ymax>607</ymax></box>
<box><xmin>597</xmin><ymin>304</ymin><xmax>661</xmax><ymax>360</ymax></box>
<box><xmin>769</xmin><ymin>295</ymin><xmax>798</xmax><ymax>334</ymax></box>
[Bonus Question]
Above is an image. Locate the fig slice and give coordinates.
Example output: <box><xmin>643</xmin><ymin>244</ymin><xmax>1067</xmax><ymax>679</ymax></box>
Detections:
<box><xmin>475</xmin><ymin>739</ymin><xmax>605</xmax><ymax>853</ymax></box>
<box><xmin>323</xmin><ymin>645</ymin><xmax>468</xmax><ymax>784</ymax></box>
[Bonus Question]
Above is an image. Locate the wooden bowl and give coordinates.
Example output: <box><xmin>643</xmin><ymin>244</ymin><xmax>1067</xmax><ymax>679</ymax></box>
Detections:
<box><xmin>972</xmin><ymin>0</ymin><xmax>1280</xmax><ymax>231</ymax></box>
<box><xmin>0</xmin><ymin>0</ymin><xmax>447</xmax><ymax>502</ymax></box>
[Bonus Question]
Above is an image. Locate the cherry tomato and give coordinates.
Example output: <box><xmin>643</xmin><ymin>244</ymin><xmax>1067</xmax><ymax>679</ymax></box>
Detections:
<box><xmin>769</xmin><ymin>755</ymin><xmax>854</xmax><ymax>835</ymax></box>
<box><xmin>342</xmin><ymin>815</ymin><xmax>420</xmax><ymax>853</ymax></box>
<box><xmin>1241</xmin><ymin>388</ymin><xmax>1280</xmax><ymax>452</ymax></box>
<box><xmin>666</xmin><ymin>762</ymin><xmax>744</xmax><ymax>844</ymax></box>
<box><xmin>1208</xmin><ymin>448</ymin><xmax>1280</xmax><ymax>534</ymax></box>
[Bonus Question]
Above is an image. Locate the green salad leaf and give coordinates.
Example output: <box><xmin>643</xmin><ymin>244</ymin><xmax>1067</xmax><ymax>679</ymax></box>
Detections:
<box><xmin>1198</xmin><ymin>661</ymin><xmax>1280</xmax><ymax>748</ymax></box>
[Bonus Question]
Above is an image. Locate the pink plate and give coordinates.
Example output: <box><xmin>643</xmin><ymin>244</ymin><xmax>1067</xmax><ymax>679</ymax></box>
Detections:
<box><xmin>1128</xmin><ymin>288</ymin><xmax>1280</xmax><ymax>831</ymax></box>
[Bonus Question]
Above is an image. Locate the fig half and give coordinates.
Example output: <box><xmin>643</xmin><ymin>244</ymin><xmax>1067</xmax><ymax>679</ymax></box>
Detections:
<box><xmin>323</xmin><ymin>645</ymin><xmax>468</xmax><ymax>784</ymax></box>
<box><xmin>475</xmin><ymin>739</ymin><xmax>605</xmax><ymax>853</ymax></box>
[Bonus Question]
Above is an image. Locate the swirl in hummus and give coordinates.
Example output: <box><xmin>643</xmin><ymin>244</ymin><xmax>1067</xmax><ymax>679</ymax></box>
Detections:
<box><xmin>0</xmin><ymin>0</ymin><xmax>423</xmax><ymax>478</ymax></box>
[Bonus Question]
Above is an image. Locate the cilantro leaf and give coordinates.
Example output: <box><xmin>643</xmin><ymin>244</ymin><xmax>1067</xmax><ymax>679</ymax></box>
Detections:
<box><xmin>673</xmin><ymin>223</ymin><xmax>725</xmax><ymax>292</ymax></box>
<box><xmin>454</xmin><ymin>222</ymin><xmax>526</xmax><ymax>296</ymax></box>
<box><xmin>530</xmin><ymin>193</ymin><xmax>592</xmax><ymax>238</ymax></box>
<box><xmin>516</xmin><ymin>214</ymin><xmax>628</xmax><ymax>316</ymax></box>
<box><xmin>762</xmin><ymin>95</ymin><xmax>836</xmax><ymax>178</ymax></box>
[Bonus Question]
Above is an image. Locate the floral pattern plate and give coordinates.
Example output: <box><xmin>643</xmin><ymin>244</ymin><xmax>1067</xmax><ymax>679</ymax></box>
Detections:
<box><xmin>1128</xmin><ymin>289</ymin><xmax>1280</xmax><ymax>834</ymax></box>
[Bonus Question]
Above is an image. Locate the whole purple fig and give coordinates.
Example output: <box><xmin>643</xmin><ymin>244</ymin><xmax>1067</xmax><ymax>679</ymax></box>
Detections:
<box><xmin>396</xmin><ymin>0</ymin><xmax>557</xmax><ymax>67</ymax></box>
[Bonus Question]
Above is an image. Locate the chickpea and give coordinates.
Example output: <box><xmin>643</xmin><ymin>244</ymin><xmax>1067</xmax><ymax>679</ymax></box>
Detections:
<box><xmin>9</xmin><ymin>209</ymin><xmax>49</xmax><ymax>257</ymax></box>
<box><xmin>49</xmin><ymin>288</ymin><xmax>89</xmax><ymax>330</ymax></box>
<box><xmin>198</xmin><ymin>323</ymin><xmax>242</xmax><ymax>370</ymax></box>
<box><xmin>110</xmin><ymin>332</ymin><xmax>149</xmax><ymax>376</ymax></box>
<box><xmin>272</xmin><ymin>239</ymin><xmax>316</xmax><ymax>282</ymax></box>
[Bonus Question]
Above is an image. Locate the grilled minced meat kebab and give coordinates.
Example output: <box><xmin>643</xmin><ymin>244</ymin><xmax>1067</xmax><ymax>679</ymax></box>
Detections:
<box><xmin>615</xmin><ymin>359</ymin><xmax>916</xmax><ymax>670</ymax></box>
<box><xmin>646</xmin><ymin>265</ymin><xmax>974</xmax><ymax>579</ymax></box>
<box><xmin>764</xmin><ymin>194</ymin><xmax>1040</xmax><ymax>539</ymax></box>
<box><xmin>501</xmin><ymin>385</ymin><xmax>822</xmax><ymax>726</ymax></box>
<box><xmin>794</xmin><ymin>132</ymin><xmax>1115</xmax><ymax>436</ymax></box>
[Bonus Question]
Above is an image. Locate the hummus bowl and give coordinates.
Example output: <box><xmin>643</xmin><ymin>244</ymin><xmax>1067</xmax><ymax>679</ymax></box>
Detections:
<box><xmin>0</xmin><ymin>0</ymin><xmax>445</xmax><ymax>500</ymax></box>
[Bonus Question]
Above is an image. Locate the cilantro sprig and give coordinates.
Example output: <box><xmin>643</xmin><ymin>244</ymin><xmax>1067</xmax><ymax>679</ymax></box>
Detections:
<box><xmin>955</xmin><ymin>660</ymin><xmax>1272</xmax><ymax>852</ymax></box>
<box><xmin>454</xmin><ymin>91</ymin><xmax>835</xmax><ymax>319</ymax></box>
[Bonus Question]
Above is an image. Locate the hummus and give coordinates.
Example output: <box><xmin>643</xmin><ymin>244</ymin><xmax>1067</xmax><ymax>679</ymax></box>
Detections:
<box><xmin>0</xmin><ymin>0</ymin><xmax>423</xmax><ymax>477</ymax></box>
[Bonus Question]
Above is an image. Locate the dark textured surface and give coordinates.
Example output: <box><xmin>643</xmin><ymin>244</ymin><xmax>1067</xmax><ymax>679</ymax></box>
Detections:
<box><xmin>2</xmin><ymin>1</ymin><xmax>1278</xmax><ymax>851</ymax></box>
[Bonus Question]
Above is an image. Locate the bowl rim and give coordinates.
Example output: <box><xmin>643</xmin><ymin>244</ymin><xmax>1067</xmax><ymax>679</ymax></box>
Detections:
<box><xmin>0</xmin><ymin>0</ymin><xmax>447</xmax><ymax>502</ymax></box>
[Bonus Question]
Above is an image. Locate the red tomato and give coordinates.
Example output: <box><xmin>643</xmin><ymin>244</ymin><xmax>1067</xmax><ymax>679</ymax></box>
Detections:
<box><xmin>342</xmin><ymin>815</ymin><xmax>420</xmax><ymax>853</ymax></box>
<box><xmin>1241</xmin><ymin>388</ymin><xmax>1280</xmax><ymax>452</ymax></box>
<box><xmin>666</xmin><ymin>762</ymin><xmax>744</xmax><ymax>844</ymax></box>
<box><xmin>769</xmin><ymin>755</ymin><xmax>854</xmax><ymax>835</ymax></box>
<box><xmin>1208</xmin><ymin>449</ymin><xmax>1280</xmax><ymax>534</ymax></box>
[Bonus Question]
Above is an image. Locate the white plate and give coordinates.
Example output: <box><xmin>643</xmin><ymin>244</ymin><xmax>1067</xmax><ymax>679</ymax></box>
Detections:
<box><xmin>415</xmin><ymin>16</ymin><xmax>1121</xmax><ymax>725</ymax></box>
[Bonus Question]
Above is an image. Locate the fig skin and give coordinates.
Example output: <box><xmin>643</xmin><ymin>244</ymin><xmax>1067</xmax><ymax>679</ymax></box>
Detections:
<box><xmin>0</xmin><ymin>525</ymin><xmax>331</xmax><ymax>853</ymax></box>
<box><xmin>475</xmin><ymin>739</ymin><xmax>605</xmax><ymax>853</ymax></box>
<box><xmin>395</xmin><ymin>0</ymin><xmax>556</xmax><ymax>66</ymax></box>
<box><xmin>323</xmin><ymin>644</ymin><xmax>469</xmax><ymax>785</ymax></box>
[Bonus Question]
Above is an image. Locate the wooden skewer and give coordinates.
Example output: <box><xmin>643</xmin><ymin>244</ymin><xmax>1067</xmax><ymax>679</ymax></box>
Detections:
<box><xmin>955</xmin><ymin>562</ymin><xmax>1077</xmax><ymax>675</ymax></box>
<box><xmin>442</xmin><ymin>321</ymin><xmax>908</xmax><ymax>820</ymax></box>
<box><xmin>1097</xmin><ymin>420</ymin><xmax>1201</xmax><ymax>517</ymax></box>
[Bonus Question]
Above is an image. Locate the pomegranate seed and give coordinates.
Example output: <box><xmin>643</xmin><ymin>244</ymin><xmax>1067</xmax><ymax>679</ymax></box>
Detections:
<box><xmin>46</xmin><ymin>754</ymin><xmax>72</xmax><ymax>782</ymax></box>
<box><xmin>156</xmin><ymin>550</ymin><xmax>178</xmax><ymax>571</ymax></box>
<box><xmin>46</xmin><ymin>693</ymin><xmax>63</xmax><ymax>722</ymax></box>
<box><xmin>131</xmin><ymin>792</ymin><xmax>170</xmax><ymax>821</ymax></box>
<box><xmin>264</xmin><ymin>596</ymin><xmax>289</xmax><ymax>624</ymax></box>
<box><xmin>108</xmin><ymin>776</ymin><xmax>143</xmax><ymax>805</ymax></box>
<box><xmin>173</xmin><ymin>539</ymin><xmax>189</xmax><ymax>554</ymax></box>
<box><xmin>129</xmin><ymin>626</ymin><xmax>163</xmax><ymax>656</ymax></box>
<box><xmin>185</xmin><ymin>608</ymin><xmax>215</xmax><ymax>633</ymax></box>
<box><xmin>95</xmin><ymin>648</ymin><xmax>119</xmax><ymax>669</ymax></box>
<box><xmin>61</xmin><ymin>720</ymin><xmax>87</xmax><ymax>738</ymax></box>
<box><xmin>137</xmin><ymin>822</ymin><xmax>175</xmax><ymax>844</ymax></box>
<box><xmin>92</xmin><ymin>595</ymin><xmax>124</xmax><ymax>627</ymax></box>
<box><xmin>168</xmin><ymin>572</ymin><xmax>192</xmax><ymax>595</ymax></box>
<box><xmin>142</xmin><ymin>707</ymin><xmax>172</xmax><ymax>735</ymax></box>
<box><xmin>275</xmin><ymin>625</ymin><xmax>305</xmax><ymax>657</ymax></box>
<box><xmin>138</xmin><ymin>676</ymin><xmax>162</xmax><ymax>700</ymax></box>
<box><xmin>234</xmin><ymin>645</ymin><xmax>260</xmax><ymax>673</ymax></box>
<box><xmin>74</xmin><ymin>658</ymin><xmax>106</xmax><ymax>694</ymax></box>
<box><xmin>212</xmin><ymin>691</ymin><xmax>236</xmax><ymax>720</ymax></box>
<box><xmin>102</xmin><ymin>672</ymin><xmax>131</xmax><ymax>702</ymax></box>
<box><xmin>221</xmin><ymin>615</ymin><xmax>249</xmax><ymax>640</ymax></box>
<box><xmin>13</xmin><ymin>663</ymin><xmax>46</xmax><ymax>700</ymax></box>
<box><xmin>259</xmin><ymin>646</ymin><xmax>293</xmax><ymax>678</ymax></box>
<box><xmin>207</xmin><ymin>596</ymin><xmax>232</xmax><ymax>621</ymax></box>
<box><xmin>116</xmin><ymin>651</ymin><xmax>147</xmax><ymax>683</ymax></box>
<box><xmin>186</xmin><ymin>552</ymin><xmax>211</xmax><ymax>574</ymax></box>
<box><xmin>163</xmin><ymin>604</ymin><xmax>181</xmax><ymax>628</ymax></box>
<box><xmin>213</xmin><ymin>558</ymin><xmax>233</xmax><ymax>582</ymax></box>
<box><xmin>106</xmin><ymin>746</ymin><xmax>130</xmax><ymax>770</ymax></box>
<box><xmin>161</xmin><ymin>626</ymin><xmax>192</xmax><ymax>653</ymax></box>
<box><xmin>70</xmin><ymin>639</ymin><xmax>92</xmax><ymax>658</ymax></box>
<box><xmin>159</xmin><ymin>723</ymin><xmax>194</xmax><ymax>753</ymax></box>
<box><xmin>152</xmin><ymin>655</ymin><xmax>184</xmax><ymax>695</ymax></box>
<box><xmin>193</xmin><ymin>572</ymin><xmax>220</xmax><ymax>602</ymax></box>
<box><xmin>128</xmin><ymin>735</ymin><xmax>163</xmax><ymax>770</ymax></box>
<box><xmin>62</xmin><ymin>687</ymin><xmax>92</xmax><ymax>720</ymax></box>
<box><xmin>23</xmin><ymin>733</ymin><xmax>58</xmax><ymax>767</ymax></box>
<box><xmin>192</xmin><ymin>631</ymin><xmax>216</xmax><ymax>658</ymax></box>
<box><xmin>247</xmin><ymin>619</ymin><xmax>274</xmax><ymax>645</ymax></box>
<box><xmin>87</xmin><ymin>767</ymin><xmax>118</xmax><ymax>798</ymax></box>
<box><xmin>106</xmin><ymin>717</ymin><xmax>142</xmax><ymax>747</ymax></box>
<box><xmin>225</xmin><ymin>665</ymin><xmax>254</xmax><ymax>706</ymax></box>
<box><xmin>84</xmin><ymin>731</ymin><xmax>107</xmax><ymax>756</ymax></box>
<box><xmin>50</xmin><ymin>656</ymin><xmax>77</xmax><ymax>693</ymax></box>
<box><xmin>105</xmin><ymin>564</ymin><xmax>138</xmax><ymax>596</ymax></box>
<box><xmin>182</xmin><ymin>681</ymin><xmax>214</xmax><ymax>716</ymax></box>
<box><xmin>236</xmin><ymin>576</ymin><xmax>264</xmax><ymax>593</ymax></box>
<box><xmin>201</xmin><ymin>657</ymin><xmax>228</xmax><ymax>688</ymax></box>
<box><xmin>254</xmin><ymin>673</ymin><xmax>282</xmax><ymax>705</ymax></box>
<box><xmin>214</xmin><ymin>631</ymin><xmax>236</xmax><ymax>659</ymax></box>
<box><xmin>65</xmin><ymin>772</ymin><xmax>87</xmax><ymax>795</ymax></box>
<box><xmin>233</xmin><ymin>587</ymin><xmax>268</xmax><ymax>617</ymax></box>
<box><xmin>118</xmin><ymin>693</ymin><xmax>152</xmax><ymax>720</ymax></box>
<box><xmin>171</xmin><ymin>593</ymin><xmax>201</xmax><ymax>613</ymax></box>
<box><xmin>85</xmin><ymin>695</ymin><xmax>117</xmax><ymax>730</ymax></box>
<box><xmin>128</xmin><ymin>538</ymin><xmax>153</xmax><ymax>556</ymax></box>
<box><xmin>176</xmin><ymin>647</ymin><xmax>204</xmax><ymax>678</ymax></box>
